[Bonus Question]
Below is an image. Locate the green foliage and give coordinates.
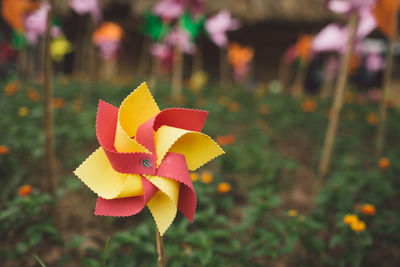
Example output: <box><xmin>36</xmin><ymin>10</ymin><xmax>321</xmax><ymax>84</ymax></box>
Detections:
<box><xmin>0</xmin><ymin>79</ymin><xmax>399</xmax><ymax>266</ymax></box>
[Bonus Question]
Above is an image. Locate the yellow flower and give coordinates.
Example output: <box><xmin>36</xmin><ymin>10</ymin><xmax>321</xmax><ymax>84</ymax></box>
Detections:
<box><xmin>288</xmin><ymin>209</ymin><xmax>299</xmax><ymax>217</ymax></box>
<box><xmin>343</xmin><ymin>214</ymin><xmax>359</xmax><ymax>225</ymax></box>
<box><xmin>350</xmin><ymin>219</ymin><xmax>366</xmax><ymax>233</ymax></box>
<box><xmin>217</xmin><ymin>182</ymin><xmax>231</xmax><ymax>194</ymax></box>
<box><xmin>188</xmin><ymin>71</ymin><xmax>208</xmax><ymax>92</ymax></box>
<box><xmin>201</xmin><ymin>171</ymin><xmax>213</xmax><ymax>184</ymax></box>
<box><xmin>18</xmin><ymin>107</ymin><xmax>29</xmax><ymax>117</ymax></box>
<box><xmin>190</xmin><ymin>172</ymin><xmax>198</xmax><ymax>182</ymax></box>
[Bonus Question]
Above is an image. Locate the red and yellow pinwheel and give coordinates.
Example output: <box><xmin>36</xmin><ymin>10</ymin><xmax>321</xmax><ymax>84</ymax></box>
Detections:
<box><xmin>74</xmin><ymin>83</ymin><xmax>224</xmax><ymax>235</ymax></box>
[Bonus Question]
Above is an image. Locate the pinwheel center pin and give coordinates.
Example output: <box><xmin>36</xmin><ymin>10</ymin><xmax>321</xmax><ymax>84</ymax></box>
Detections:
<box><xmin>142</xmin><ymin>158</ymin><xmax>152</xmax><ymax>168</ymax></box>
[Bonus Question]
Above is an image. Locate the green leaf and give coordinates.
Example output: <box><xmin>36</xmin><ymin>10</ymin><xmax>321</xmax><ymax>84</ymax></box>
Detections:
<box><xmin>34</xmin><ymin>254</ymin><xmax>47</xmax><ymax>267</ymax></box>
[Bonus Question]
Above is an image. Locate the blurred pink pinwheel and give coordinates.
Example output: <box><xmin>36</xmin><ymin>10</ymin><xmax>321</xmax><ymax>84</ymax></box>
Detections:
<box><xmin>366</xmin><ymin>52</ymin><xmax>384</xmax><ymax>72</ymax></box>
<box><xmin>69</xmin><ymin>0</ymin><xmax>101</xmax><ymax>23</ymax></box>
<box><xmin>153</xmin><ymin>0</ymin><xmax>185</xmax><ymax>21</ymax></box>
<box><xmin>165</xmin><ymin>27</ymin><xmax>196</xmax><ymax>54</ymax></box>
<box><xmin>205</xmin><ymin>10</ymin><xmax>240</xmax><ymax>48</ymax></box>
<box><xmin>74</xmin><ymin>83</ymin><xmax>224</xmax><ymax>235</ymax></box>
<box><xmin>24</xmin><ymin>1</ymin><xmax>50</xmax><ymax>44</ymax></box>
<box><xmin>312</xmin><ymin>10</ymin><xmax>376</xmax><ymax>54</ymax></box>
<box><xmin>328</xmin><ymin>0</ymin><xmax>378</xmax><ymax>14</ymax></box>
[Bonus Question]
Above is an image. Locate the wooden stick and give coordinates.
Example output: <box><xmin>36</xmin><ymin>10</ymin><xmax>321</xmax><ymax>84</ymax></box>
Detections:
<box><xmin>376</xmin><ymin>1</ymin><xmax>399</xmax><ymax>156</ymax></box>
<box><xmin>291</xmin><ymin>59</ymin><xmax>309</xmax><ymax>96</ymax></box>
<box><xmin>317</xmin><ymin>14</ymin><xmax>359</xmax><ymax>181</ymax></box>
<box><xmin>171</xmin><ymin>46</ymin><xmax>183</xmax><ymax>103</ymax></box>
<box><xmin>156</xmin><ymin>229</ymin><xmax>166</xmax><ymax>267</ymax></box>
<box><xmin>219</xmin><ymin>48</ymin><xmax>228</xmax><ymax>88</ymax></box>
<box><xmin>43</xmin><ymin>0</ymin><xmax>56</xmax><ymax>197</ymax></box>
<box><xmin>138</xmin><ymin>37</ymin><xmax>150</xmax><ymax>76</ymax></box>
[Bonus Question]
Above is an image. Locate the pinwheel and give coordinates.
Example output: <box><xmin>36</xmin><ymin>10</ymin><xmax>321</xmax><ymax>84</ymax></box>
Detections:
<box><xmin>92</xmin><ymin>22</ymin><xmax>124</xmax><ymax>60</ymax></box>
<box><xmin>312</xmin><ymin>9</ymin><xmax>377</xmax><ymax>54</ymax></box>
<box><xmin>69</xmin><ymin>0</ymin><xmax>102</xmax><ymax>23</ymax></box>
<box><xmin>366</xmin><ymin>52</ymin><xmax>385</xmax><ymax>72</ymax></box>
<box><xmin>153</xmin><ymin>0</ymin><xmax>185</xmax><ymax>21</ymax></box>
<box><xmin>328</xmin><ymin>0</ymin><xmax>377</xmax><ymax>14</ymax></box>
<box><xmin>205</xmin><ymin>10</ymin><xmax>240</xmax><ymax>48</ymax></box>
<box><xmin>165</xmin><ymin>27</ymin><xmax>196</xmax><ymax>54</ymax></box>
<box><xmin>24</xmin><ymin>2</ymin><xmax>51</xmax><ymax>45</ymax></box>
<box><xmin>373</xmin><ymin>0</ymin><xmax>400</xmax><ymax>39</ymax></box>
<box><xmin>50</xmin><ymin>35</ymin><xmax>73</xmax><ymax>62</ymax></box>
<box><xmin>227</xmin><ymin>42</ymin><xmax>254</xmax><ymax>80</ymax></box>
<box><xmin>1</xmin><ymin>0</ymin><xmax>38</xmax><ymax>32</ymax></box>
<box><xmin>74</xmin><ymin>83</ymin><xmax>224</xmax><ymax>235</ymax></box>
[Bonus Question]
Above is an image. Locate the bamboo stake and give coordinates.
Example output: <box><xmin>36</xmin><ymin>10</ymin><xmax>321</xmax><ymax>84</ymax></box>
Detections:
<box><xmin>156</xmin><ymin>229</ymin><xmax>166</xmax><ymax>267</ymax></box>
<box><xmin>291</xmin><ymin>59</ymin><xmax>309</xmax><ymax>96</ymax></box>
<box><xmin>219</xmin><ymin>48</ymin><xmax>228</xmax><ymax>88</ymax></box>
<box><xmin>43</xmin><ymin>0</ymin><xmax>56</xmax><ymax>197</ymax></box>
<box><xmin>171</xmin><ymin>46</ymin><xmax>183</xmax><ymax>103</ymax></box>
<box><xmin>138</xmin><ymin>37</ymin><xmax>150</xmax><ymax>76</ymax></box>
<box><xmin>376</xmin><ymin>1</ymin><xmax>399</xmax><ymax>156</ymax></box>
<box><xmin>317</xmin><ymin>14</ymin><xmax>359</xmax><ymax>181</ymax></box>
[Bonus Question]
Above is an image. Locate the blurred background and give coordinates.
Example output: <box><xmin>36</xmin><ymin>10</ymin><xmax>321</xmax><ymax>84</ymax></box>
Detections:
<box><xmin>1</xmin><ymin>0</ymin><xmax>400</xmax><ymax>266</ymax></box>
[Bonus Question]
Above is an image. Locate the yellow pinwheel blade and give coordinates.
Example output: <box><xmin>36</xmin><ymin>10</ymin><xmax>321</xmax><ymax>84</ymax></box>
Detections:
<box><xmin>154</xmin><ymin>126</ymin><xmax>225</xmax><ymax>171</ymax></box>
<box><xmin>115</xmin><ymin>174</ymin><xmax>144</xmax><ymax>198</ymax></box>
<box><xmin>114</xmin><ymin>121</ymin><xmax>149</xmax><ymax>153</ymax></box>
<box><xmin>74</xmin><ymin>147</ymin><xmax>127</xmax><ymax>199</ymax></box>
<box><xmin>114</xmin><ymin>82</ymin><xmax>159</xmax><ymax>153</ymax></box>
<box><xmin>145</xmin><ymin>175</ymin><xmax>180</xmax><ymax>236</ymax></box>
<box><xmin>114</xmin><ymin>82</ymin><xmax>159</xmax><ymax>150</ymax></box>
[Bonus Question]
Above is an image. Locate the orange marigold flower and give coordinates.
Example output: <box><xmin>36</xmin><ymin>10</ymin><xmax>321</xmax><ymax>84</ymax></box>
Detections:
<box><xmin>201</xmin><ymin>171</ymin><xmax>213</xmax><ymax>184</ymax></box>
<box><xmin>350</xmin><ymin>219</ymin><xmax>366</xmax><ymax>233</ymax></box>
<box><xmin>216</xmin><ymin>134</ymin><xmax>236</xmax><ymax>146</ymax></box>
<box><xmin>53</xmin><ymin>98</ymin><xmax>66</xmax><ymax>108</ymax></box>
<box><xmin>0</xmin><ymin>145</ymin><xmax>10</xmax><ymax>155</ymax></box>
<box><xmin>379</xmin><ymin>157</ymin><xmax>390</xmax><ymax>170</ymax></box>
<box><xmin>190</xmin><ymin>172</ymin><xmax>198</xmax><ymax>182</ymax></box>
<box><xmin>361</xmin><ymin>204</ymin><xmax>376</xmax><ymax>216</ymax></box>
<box><xmin>217</xmin><ymin>182</ymin><xmax>231</xmax><ymax>194</ymax></box>
<box><xmin>288</xmin><ymin>209</ymin><xmax>299</xmax><ymax>217</ymax></box>
<box><xmin>228</xmin><ymin>101</ymin><xmax>239</xmax><ymax>112</ymax></box>
<box><xmin>26</xmin><ymin>87</ymin><xmax>40</xmax><ymax>102</ymax></box>
<box><xmin>366</xmin><ymin>112</ymin><xmax>378</xmax><ymax>125</ymax></box>
<box><xmin>301</xmin><ymin>100</ymin><xmax>316</xmax><ymax>113</ymax></box>
<box><xmin>259</xmin><ymin>104</ymin><xmax>270</xmax><ymax>115</ymax></box>
<box><xmin>18</xmin><ymin>107</ymin><xmax>29</xmax><ymax>117</ymax></box>
<box><xmin>343</xmin><ymin>214</ymin><xmax>359</xmax><ymax>225</ymax></box>
<box><xmin>18</xmin><ymin>184</ymin><xmax>33</xmax><ymax>197</ymax></box>
<box><xmin>5</xmin><ymin>81</ymin><xmax>18</xmax><ymax>96</ymax></box>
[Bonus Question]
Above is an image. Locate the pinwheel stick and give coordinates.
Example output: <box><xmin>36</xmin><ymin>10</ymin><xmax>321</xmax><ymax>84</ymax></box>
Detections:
<box><xmin>317</xmin><ymin>14</ymin><xmax>359</xmax><ymax>182</ymax></box>
<box><xmin>156</xmin><ymin>228</ymin><xmax>166</xmax><ymax>267</ymax></box>
<box><xmin>43</xmin><ymin>0</ymin><xmax>57</xmax><ymax>197</ymax></box>
<box><xmin>376</xmin><ymin>0</ymin><xmax>399</xmax><ymax>156</ymax></box>
<box><xmin>219</xmin><ymin>48</ymin><xmax>228</xmax><ymax>88</ymax></box>
<box><xmin>171</xmin><ymin>46</ymin><xmax>183</xmax><ymax>103</ymax></box>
